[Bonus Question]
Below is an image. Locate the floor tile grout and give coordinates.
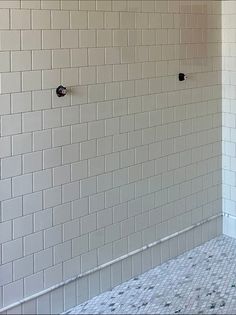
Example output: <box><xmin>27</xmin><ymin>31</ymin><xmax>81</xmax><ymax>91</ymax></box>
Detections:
<box><xmin>68</xmin><ymin>236</ymin><xmax>236</xmax><ymax>314</ymax></box>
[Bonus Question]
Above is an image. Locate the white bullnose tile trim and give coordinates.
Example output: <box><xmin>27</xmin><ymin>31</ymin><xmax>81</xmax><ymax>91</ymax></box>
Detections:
<box><xmin>0</xmin><ymin>214</ymin><xmax>222</xmax><ymax>314</ymax></box>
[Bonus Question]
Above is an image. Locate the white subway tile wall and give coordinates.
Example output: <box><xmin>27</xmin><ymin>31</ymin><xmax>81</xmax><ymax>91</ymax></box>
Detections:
<box><xmin>223</xmin><ymin>0</ymin><xmax>236</xmax><ymax>237</ymax></box>
<box><xmin>0</xmin><ymin>0</ymin><xmax>222</xmax><ymax>313</ymax></box>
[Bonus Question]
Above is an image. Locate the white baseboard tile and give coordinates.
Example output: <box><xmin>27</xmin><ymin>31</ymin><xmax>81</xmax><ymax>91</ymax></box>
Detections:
<box><xmin>1</xmin><ymin>215</ymin><xmax>222</xmax><ymax>315</ymax></box>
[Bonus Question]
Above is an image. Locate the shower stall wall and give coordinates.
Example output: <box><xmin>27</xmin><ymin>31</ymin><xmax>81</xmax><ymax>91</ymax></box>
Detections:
<box><xmin>0</xmin><ymin>1</ymin><xmax>222</xmax><ymax>313</ymax></box>
<box><xmin>222</xmin><ymin>0</ymin><xmax>236</xmax><ymax>237</ymax></box>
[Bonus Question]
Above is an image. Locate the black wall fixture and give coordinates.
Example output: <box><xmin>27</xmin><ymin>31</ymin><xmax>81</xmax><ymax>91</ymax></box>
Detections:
<box><xmin>56</xmin><ymin>85</ymin><xmax>68</xmax><ymax>97</ymax></box>
<box><xmin>179</xmin><ymin>73</ymin><xmax>188</xmax><ymax>81</ymax></box>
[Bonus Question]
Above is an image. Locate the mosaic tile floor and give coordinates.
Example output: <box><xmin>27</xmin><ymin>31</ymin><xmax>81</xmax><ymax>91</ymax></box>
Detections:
<box><xmin>67</xmin><ymin>236</ymin><xmax>236</xmax><ymax>314</ymax></box>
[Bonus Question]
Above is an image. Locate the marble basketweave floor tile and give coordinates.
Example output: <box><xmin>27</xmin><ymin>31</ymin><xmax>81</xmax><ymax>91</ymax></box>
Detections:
<box><xmin>67</xmin><ymin>236</ymin><xmax>236</xmax><ymax>314</ymax></box>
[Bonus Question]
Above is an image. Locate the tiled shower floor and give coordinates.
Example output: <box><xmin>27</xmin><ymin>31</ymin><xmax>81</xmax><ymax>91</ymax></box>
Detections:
<box><xmin>67</xmin><ymin>236</ymin><xmax>236</xmax><ymax>314</ymax></box>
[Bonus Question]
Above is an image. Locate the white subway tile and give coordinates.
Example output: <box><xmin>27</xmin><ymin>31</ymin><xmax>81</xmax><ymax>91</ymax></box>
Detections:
<box><xmin>89</xmin><ymin>156</ymin><xmax>105</xmax><ymax>176</ymax></box>
<box><xmin>52</xmin><ymin>49</ymin><xmax>70</xmax><ymax>68</ymax></box>
<box><xmin>53</xmin><ymin>165</ymin><xmax>70</xmax><ymax>186</ymax></box>
<box><xmin>79</xmin><ymin>66</ymin><xmax>96</xmax><ymax>85</ymax></box>
<box><xmin>0</xmin><ymin>1</ymin><xmax>20</xmax><ymax>9</ymax></box>
<box><xmin>41</xmin><ymin>0</ymin><xmax>60</xmax><ymax>10</ymax></box>
<box><xmin>80</xmin><ymin>139</ymin><xmax>97</xmax><ymax>160</ymax></box>
<box><xmin>34</xmin><ymin>248</ymin><xmax>53</xmax><ymax>272</ymax></box>
<box><xmin>44</xmin><ymin>186</ymin><xmax>62</xmax><ymax>208</ymax></box>
<box><xmin>97</xmin><ymin>65</ymin><xmax>113</xmax><ymax>83</ymax></box>
<box><xmin>0</xmin><ymin>9</ymin><xmax>9</xmax><ymax>29</ymax></box>
<box><xmin>72</xmin><ymin>123</ymin><xmax>87</xmax><ymax>143</ymax></box>
<box><xmin>80</xmin><ymin>176</ymin><xmax>96</xmax><ymax>198</ymax></box>
<box><xmin>51</xmin><ymin>10</ymin><xmax>69</xmax><ymax>29</ymax></box>
<box><xmin>12</xmin><ymin>174</ymin><xmax>33</xmax><ymax>197</ymax></box>
<box><xmin>21</xmin><ymin>0</ymin><xmax>40</xmax><ymax>9</ymax></box>
<box><xmin>1</xmin><ymin>113</ymin><xmax>21</xmax><ymax>136</ymax></box>
<box><xmin>32</xmin><ymin>10</ymin><xmax>51</xmax><ymax>29</ymax></box>
<box><xmin>63</xmin><ymin>258</ymin><xmax>80</xmax><ymax>283</ymax></box>
<box><xmin>88</xmin><ymin>120</ymin><xmax>105</xmax><ymax>140</ymax></box>
<box><xmin>54</xmin><ymin>241</ymin><xmax>71</xmax><ymax>264</ymax></box>
<box><xmin>0</xmin><ymin>221</ymin><xmax>12</xmax><ymax>244</ymax></box>
<box><xmin>0</xmin><ymin>51</ymin><xmax>10</xmax><ymax>72</ymax></box>
<box><xmin>90</xmin><ymin>193</ymin><xmax>105</xmax><ymax>213</ymax></box>
<box><xmin>2</xmin><ymin>238</ymin><xmax>23</xmax><ymax>264</ymax></box>
<box><xmin>23</xmin><ymin>191</ymin><xmax>43</xmax><ymax>215</ymax></box>
<box><xmin>70</xmin><ymin>11</ymin><xmax>88</xmax><ymax>29</ymax></box>
<box><xmin>53</xmin><ymin>202</ymin><xmax>71</xmax><ymax>225</ymax></box>
<box><xmin>0</xmin><ymin>263</ymin><xmax>12</xmax><ymax>286</ymax></box>
<box><xmin>12</xmin><ymin>133</ymin><xmax>32</xmax><ymax>155</ymax></box>
<box><xmin>22</xmin><ymin>30</ymin><xmax>41</xmax><ymax>50</ymax></box>
<box><xmin>13</xmin><ymin>255</ymin><xmax>33</xmax><ymax>281</ymax></box>
<box><xmin>61</xmin><ymin>68</ymin><xmax>79</xmax><ymax>86</ymax></box>
<box><xmin>0</xmin><ymin>30</ymin><xmax>20</xmax><ymax>50</ymax></box>
<box><xmin>32</xmin><ymin>90</ymin><xmax>51</xmax><ymax>111</ymax></box>
<box><xmin>24</xmin><ymin>271</ymin><xmax>43</xmax><ymax>297</ymax></box>
<box><xmin>11</xmin><ymin>92</ymin><xmax>31</xmax><ymax>113</ymax></box>
<box><xmin>42</xmin><ymin>30</ymin><xmax>60</xmax><ymax>49</ymax></box>
<box><xmin>23</xmin><ymin>111</ymin><xmax>42</xmax><ymax>132</ymax></box>
<box><xmin>3</xmin><ymin>279</ymin><xmax>23</xmax><ymax>307</ymax></box>
<box><xmin>50</xmin><ymin>287</ymin><xmax>64</xmax><ymax>314</ymax></box>
<box><xmin>11</xmin><ymin>9</ymin><xmax>30</xmax><ymax>29</ymax></box>
<box><xmin>42</xmin><ymin>69</ymin><xmax>60</xmax><ymax>89</ymax></box>
<box><xmin>120</xmin><ymin>12</ymin><xmax>135</xmax><ymax>29</ymax></box>
<box><xmin>0</xmin><ymin>93</ymin><xmax>11</xmax><ymax>116</ymax></box>
<box><xmin>24</xmin><ymin>231</ymin><xmax>43</xmax><ymax>255</ymax></box>
<box><xmin>52</xmin><ymin>126</ymin><xmax>71</xmax><ymax>147</ymax></box>
<box><xmin>61</xmin><ymin>30</ymin><xmax>79</xmax><ymax>48</ymax></box>
<box><xmin>0</xmin><ymin>72</ymin><xmax>21</xmax><ymax>94</ymax></box>
<box><xmin>43</xmin><ymin>147</ymin><xmax>61</xmax><ymax>169</ymax></box>
<box><xmin>105</xmin><ymin>47</ymin><xmax>120</xmax><ymax>65</ymax></box>
<box><xmin>44</xmin><ymin>225</ymin><xmax>62</xmax><ymax>248</ymax></box>
<box><xmin>79</xmin><ymin>30</ymin><xmax>96</xmax><ymax>48</ymax></box>
<box><xmin>97</xmin><ymin>30</ymin><xmax>113</xmax><ymax>47</ymax></box>
<box><xmin>37</xmin><ymin>294</ymin><xmax>50</xmax><ymax>314</ymax></box>
<box><xmin>62</xmin><ymin>181</ymin><xmax>80</xmax><ymax>203</ymax></box>
<box><xmin>71</xmin><ymin>48</ymin><xmax>88</xmax><ymax>67</ymax></box>
<box><xmin>32</xmin><ymin>50</ymin><xmax>51</xmax><ymax>70</ymax></box>
<box><xmin>62</xmin><ymin>143</ymin><xmax>79</xmax><ymax>164</ymax></box>
<box><xmin>72</xmin><ymin>234</ymin><xmax>88</xmax><ymax>257</ymax></box>
<box><xmin>105</xmin><ymin>12</ymin><xmax>119</xmax><ymax>29</ymax></box>
<box><xmin>88</xmin><ymin>84</ymin><xmax>105</xmax><ymax>103</ymax></box>
<box><xmin>33</xmin><ymin>129</ymin><xmax>51</xmax><ymax>151</ymax></box>
<box><xmin>79</xmin><ymin>0</ymin><xmax>96</xmax><ymax>11</ymax></box>
<box><xmin>88</xmin><ymin>11</ymin><xmax>104</xmax><ymax>29</ymax></box>
<box><xmin>23</xmin><ymin>151</ymin><xmax>42</xmax><ymax>174</ymax></box>
<box><xmin>63</xmin><ymin>219</ymin><xmax>80</xmax><ymax>241</ymax></box>
<box><xmin>1</xmin><ymin>156</ymin><xmax>22</xmax><ymax>179</ymax></box>
<box><xmin>43</xmin><ymin>108</ymin><xmax>61</xmax><ymax>129</ymax></box>
<box><xmin>88</xmin><ymin>48</ymin><xmax>105</xmax><ymax>66</ymax></box>
<box><xmin>1</xmin><ymin>197</ymin><xmax>22</xmax><ymax>221</ymax></box>
<box><xmin>22</xmin><ymin>71</ymin><xmax>42</xmax><ymax>92</ymax></box>
<box><xmin>62</xmin><ymin>0</ymin><xmax>78</xmax><ymax>11</ymax></box>
<box><xmin>96</xmin><ymin>0</ymin><xmax>112</xmax><ymax>11</ymax></box>
<box><xmin>44</xmin><ymin>264</ymin><xmax>62</xmax><ymax>289</ymax></box>
<box><xmin>0</xmin><ymin>136</ymin><xmax>11</xmax><ymax>159</ymax></box>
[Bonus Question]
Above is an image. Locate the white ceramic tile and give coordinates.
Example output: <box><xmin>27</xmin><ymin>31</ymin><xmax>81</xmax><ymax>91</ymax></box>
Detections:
<box><xmin>0</xmin><ymin>1</ymin><xmax>223</xmax><ymax>313</ymax></box>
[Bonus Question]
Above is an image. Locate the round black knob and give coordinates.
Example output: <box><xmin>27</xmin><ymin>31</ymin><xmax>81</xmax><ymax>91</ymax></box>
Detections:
<box><xmin>56</xmin><ymin>85</ymin><xmax>67</xmax><ymax>97</ymax></box>
<box><xmin>179</xmin><ymin>73</ymin><xmax>187</xmax><ymax>81</ymax></box>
